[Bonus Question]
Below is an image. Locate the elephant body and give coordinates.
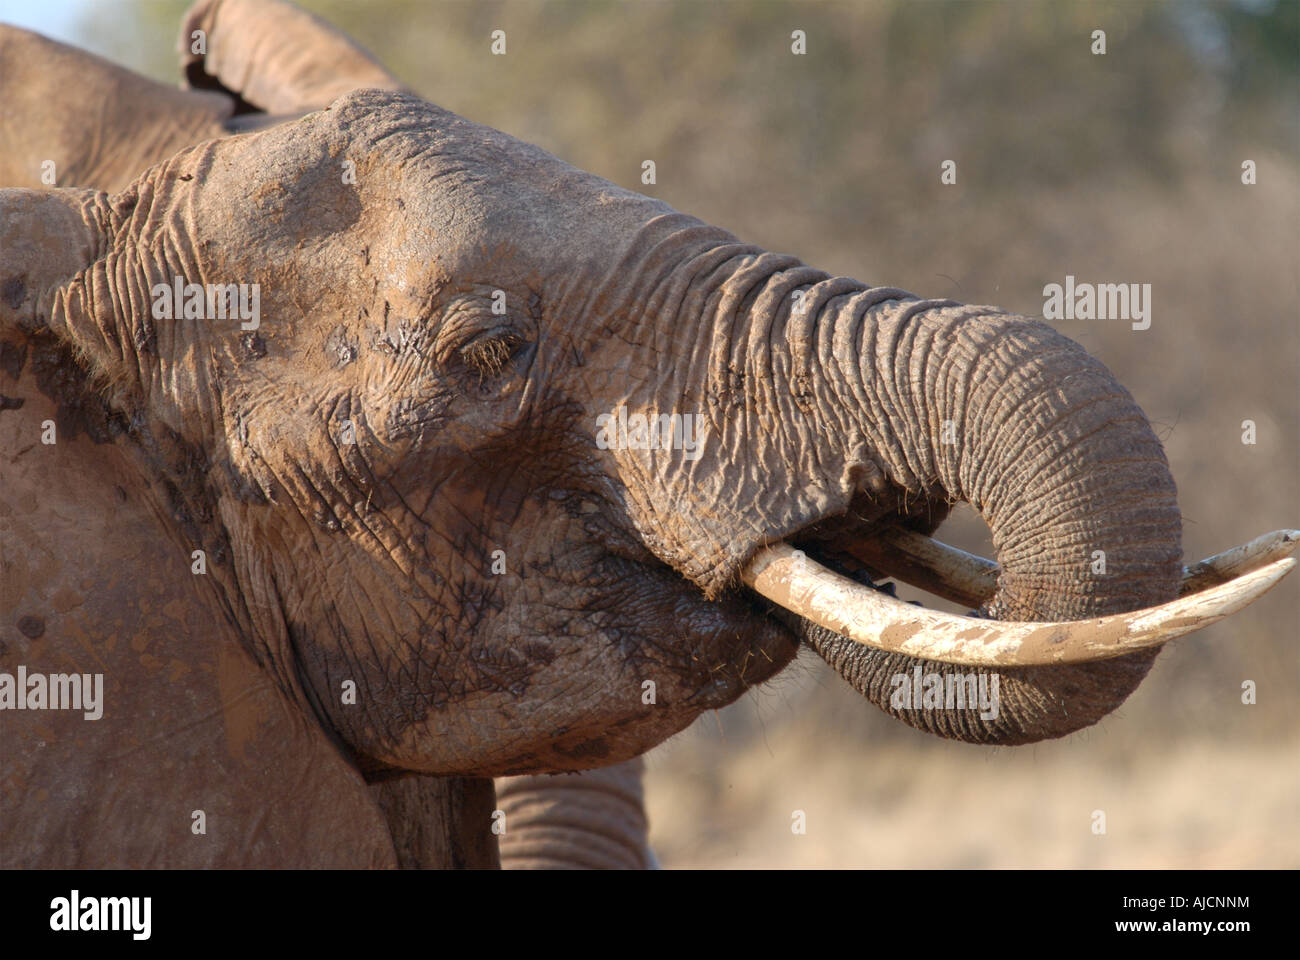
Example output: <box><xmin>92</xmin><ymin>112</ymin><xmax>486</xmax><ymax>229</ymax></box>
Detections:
<box><xmin>1</xmin><ymin>1</ymin><xmax>1289</xmax><ymax>869</ymax></box>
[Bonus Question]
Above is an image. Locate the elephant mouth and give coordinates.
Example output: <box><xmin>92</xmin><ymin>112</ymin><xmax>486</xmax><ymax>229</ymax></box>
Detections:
<box><xmin>739</xmin><ymin>527</ymin><xmax>1298</xmax><ymax>667</ymax></box>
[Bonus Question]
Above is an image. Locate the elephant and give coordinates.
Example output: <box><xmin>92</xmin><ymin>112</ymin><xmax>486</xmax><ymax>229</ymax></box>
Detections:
<box><xmin>1</xmin><ymin>0</ymin><xmax>653</xmax><ymax>870</ymax></box>
<box><xmin>0</xmin><ymin>0</ymin><xmax>1293</xmax><ymax>869</ymax></box>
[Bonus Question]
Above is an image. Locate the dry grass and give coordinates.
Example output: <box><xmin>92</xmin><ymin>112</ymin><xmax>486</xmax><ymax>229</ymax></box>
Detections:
<box><xmin>646</xmin><ymin>659</ymin><xmax>1300</xmax><ymax>868</ymax></box>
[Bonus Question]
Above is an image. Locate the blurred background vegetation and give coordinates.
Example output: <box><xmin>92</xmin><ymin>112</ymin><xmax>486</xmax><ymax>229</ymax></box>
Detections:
<box><xmin>12</xmin><ymin>0</ymin><xmax>1297</xmax><ymax>865</ymax></box>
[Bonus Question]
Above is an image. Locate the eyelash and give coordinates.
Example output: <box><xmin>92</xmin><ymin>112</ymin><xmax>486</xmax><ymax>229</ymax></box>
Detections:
<box><xmin>459</xmin><ymin>332</ymin><xmax>523</xmax><ymax>380</ymax></box>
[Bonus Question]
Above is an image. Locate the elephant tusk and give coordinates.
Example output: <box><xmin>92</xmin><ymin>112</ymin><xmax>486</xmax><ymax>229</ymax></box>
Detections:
<box><xmin>870</xmin><ymin>527</ymin><xmax>1300</xmax><ymax>606</ymax></box>
<box><xmin>874</xmin><ymin>528</ymin><xmax>999</xmax><ymax>606</ymax></box>
<box><xmin>1179</xmin><ymin>529</ymin><xmax>1300</xmax><ymax>595</ymax></box>
<box><xmin>741</xmin><ymin>540</ymin><xmax>1296</xmax><ymax>666</ymax></box>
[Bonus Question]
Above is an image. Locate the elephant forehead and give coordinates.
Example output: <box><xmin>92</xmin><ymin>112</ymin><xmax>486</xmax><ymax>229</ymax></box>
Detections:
<box><xmin>174</xmin><ymin>89</ymin><xmax>680</xmax><ymax>297</ymax></box>
<box><xmin>333</xmin><ymin>91</ymin><xmax>677</xmax><ymax>265</ymax></box>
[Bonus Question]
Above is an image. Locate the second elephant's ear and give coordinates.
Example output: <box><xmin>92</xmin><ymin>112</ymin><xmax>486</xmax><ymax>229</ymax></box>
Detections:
<box><xmin>179</xmin><ymin>0</ymin><xmax>410</xmax><ymax>115</ymax></box>
<box><xmin>0</xmin><ymin>25</ymin><xmax>233</xmax><ymax>193</ymax></box>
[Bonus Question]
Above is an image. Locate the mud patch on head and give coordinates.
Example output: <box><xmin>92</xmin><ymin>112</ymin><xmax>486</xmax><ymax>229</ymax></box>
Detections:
<box><xmin>133</xmin><ymin>319</ymin><xmax>156</xmax><ymax>355</ymax></box>
<box><xmin>1</xmin><ymin>275</ymin><xmax>27</xmax><ymax>310</ymax></box>
<box><xmin>326</xmin><ymin>324</ymin><xmax>359</xmax><ymax>367</ymax></box>
<box><xmin>27</xmin><ymin>335</ymin><xmax>126</xmax><ymax>444</ymax></box>
<box><xmin>0</xmin><ymin>341</ymin><xmax>28</xmax><ymax>381</ymax></box>
<box><xmin>239</xmin><ymin>332</ymin><xmax>267</xmax><ymax>360</ymax></box>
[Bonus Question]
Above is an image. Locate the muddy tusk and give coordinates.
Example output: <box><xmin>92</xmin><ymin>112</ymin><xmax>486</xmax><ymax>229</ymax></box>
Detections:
<box><xmin>875</xmin><ymin>527</ymin><xmax>1300</xmax><ymax>605</ymax></box>
<box><xmin>741</xmin><ymin>541</ymin><xmax>1296</xmax><ymax>667</ymax></box>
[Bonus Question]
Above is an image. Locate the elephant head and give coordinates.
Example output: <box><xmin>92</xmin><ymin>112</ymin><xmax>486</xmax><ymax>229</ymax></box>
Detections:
<box><xmin>1</xmin><ymin>24</ymin><xmax>1292</xmax><ymax>789</ymax></box>
<box><xmin>3</xmin><ymin>91</ymin><xmax>800</xmax><ymax>775</ymax></box>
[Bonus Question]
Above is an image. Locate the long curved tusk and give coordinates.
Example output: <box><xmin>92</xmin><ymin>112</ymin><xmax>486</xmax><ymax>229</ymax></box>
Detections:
<box><xmin>741</xmin><ymin>541</ymin><xmax>1296</xmax><ymax>666</ymax></box>
<box><xmin>873</xmin><ymin>527</ymin><xmax>1300</xmax><ymax>605</ymax></box>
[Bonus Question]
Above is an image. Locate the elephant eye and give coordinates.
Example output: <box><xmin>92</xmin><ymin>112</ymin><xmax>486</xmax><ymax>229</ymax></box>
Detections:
<box><xmin>459</xmin><ymin>330</ymin><xmax>523</xmax><ymax>382</ymax></box>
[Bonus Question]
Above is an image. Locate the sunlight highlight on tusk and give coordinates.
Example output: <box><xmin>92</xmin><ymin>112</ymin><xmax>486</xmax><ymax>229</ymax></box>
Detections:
<box><xmin>741</xmin><ymin>541</ymin><xmax>1296</xmax><ymax>666</ymax></box>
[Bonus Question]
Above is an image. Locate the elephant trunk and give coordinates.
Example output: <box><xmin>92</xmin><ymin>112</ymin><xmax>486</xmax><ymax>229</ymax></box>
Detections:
<box><xmin>769</xmin><ymin>284</ymin><xmax>1184</xmax><ymax>743</ymax></box>
<box><xmin>495</xmin><ymin>758</ymin><xmax>653</xmax><ymax>869</ymax></box>
<box><xmin>610</xmin><ymin>225</ymin><xmax>1186</xmax><ymax>743</ymax></box>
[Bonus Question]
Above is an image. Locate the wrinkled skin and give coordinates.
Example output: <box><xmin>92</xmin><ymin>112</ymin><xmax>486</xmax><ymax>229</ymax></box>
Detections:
<box><xmin>2</xmin><ymin>1</ymin><xmax>1186</xmax><ymax>868</ymax></box>
<box><xmin>6</xmin><ymin>88</ymin><xmax>800</xmax><ymax>770</ymax></box>
<box><xmin>2</xmin><ymin>0</ymin><xmax>653</xmax><ymax>869</ymax></box>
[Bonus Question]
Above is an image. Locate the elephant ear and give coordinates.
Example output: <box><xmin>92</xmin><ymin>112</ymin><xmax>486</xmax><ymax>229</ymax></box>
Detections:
<box><xmin>0</xmin><ymin>189</ymin><xmax>112</xmax><ymax>336</ymax></box>
<box><xmin>0</xmin><ymin>186</ymin><xmax>156</xmax><ymax>420</ymax></box>
<box><xmin>0</xmin><ymin>26</ymin><xmax>232</xmax><ymax>193</ymax></box>
<box><xmin>179</xmin><ymin>0</ymin><xmax>411</xmax><ymax>115</ymax></box>
<box><xmin>0</xmin><ymin>186</ymin><xmax>402</xmax><ymax>867</ymax></box>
